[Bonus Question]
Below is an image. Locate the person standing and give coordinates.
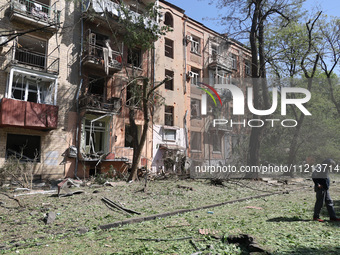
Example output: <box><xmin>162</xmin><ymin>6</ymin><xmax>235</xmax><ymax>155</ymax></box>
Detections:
<box><xmin>312</xmin><ymin>159</ymin><xmax>340</xmax><ymax>222</ymax></box>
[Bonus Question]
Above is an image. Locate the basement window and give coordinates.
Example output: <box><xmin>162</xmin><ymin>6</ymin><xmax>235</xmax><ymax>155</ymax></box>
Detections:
<box><xmin>6</xmin><ymin>134</ymin><xmax>41</xmax><ymax>162</ymax></box>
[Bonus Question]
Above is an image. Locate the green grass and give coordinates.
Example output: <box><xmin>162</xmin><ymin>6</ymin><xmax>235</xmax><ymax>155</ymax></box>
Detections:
<box><xmin>1</xmin><ymin>177</ymin><xmax>340</xmax><ymax>254</ymax></box>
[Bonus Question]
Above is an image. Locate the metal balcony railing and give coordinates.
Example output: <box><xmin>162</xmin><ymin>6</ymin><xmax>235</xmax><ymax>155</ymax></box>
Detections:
<box><xmin>6</xmin><ymin>45</ymin><xmax>59</xmax><ymax>74</ymax></box>
<box><xmin>84</xmin><ymin>43</ymin><xmax>123</xmax><ymax>71</ymax></box>
<box><xmin>79</xmin><ymin>94</ymin><xmax>121</xmax><ymax>112</ymax></box>
<box><xmin>11</xmin><ymin>0</ymin><xmax>60</xmax><ymax>25</ymax></box>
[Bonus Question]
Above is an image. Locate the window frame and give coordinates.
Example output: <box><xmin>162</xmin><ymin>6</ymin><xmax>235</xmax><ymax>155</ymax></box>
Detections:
<box><xmin>190</xmin><ymin>68</ymin><xmax>200</xmax><ymax>86</ymax></box>
<box><xmin>163</xmin><ymin>128</ymin><xmax>176</xmax><ymax>141</ymax></box>
<box><xmin>164</xmin><ymin>105</ymin><xmax>174</xmax><ymax>126</ymax></box>
<box><xmin>165</xmin><ymin>69</ymin><xmax>174</xmax><ymax>90</ymax></box>
<box><xmin>245</xmin><ymin>60</ymin><xmax>251</xmax><ymax>76</ymax></box>
<box><xmin>165</xmin><ymin>38</ymin><xmax>174</xmax><ymax>58</ymax></box>
<box><xmin>6</xmin><ymin>134</ymin><xmax>41</xmax><ymax>162</ymax></box>
<box><xmin>190</xmin><ymin>36</ymin><xmax>200</xmax><ymax>55</ymax></box>
<box><xmin>231</xmin><ymin>54</ymin><xmax>237</xmax><ymax>70</ymax></box>
<box><xmin>212</xmin><ymin>132</ymin><xmax>222</xmax><ymax>153</ymax></box>
<box><xmin>164</xmin><ymin>12</ymin><xmax>173</xmax><ymax>28</ymax></box>
<box><xmin>190</xmin><ymin>98</ymin><xmax>201</xmax><ymax>118</ymax></box>
<box><xmin>190</xmin><ymin>131</ymin><xmax>201</xmax><ymax>151</ymax></box>
<box><xmin>127</xmin><ymin>48</ymin><xmax>142</xmax><ymax>68</ymax></box>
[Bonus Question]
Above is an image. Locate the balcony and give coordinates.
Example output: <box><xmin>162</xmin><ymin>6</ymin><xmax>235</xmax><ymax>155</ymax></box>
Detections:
<box><xmin>0</xmin><ymin>98</ymin><xmax>58</xmax><ymax>130</ymax></box>
<box><xmin>208</xmin><ymin>52</ymin><xmax>232</xmax><ymax>72</ymax></box>
<box><xmin>83</xmin><ymin>0</ymin><xmax>156</xmax><ymax>31</ymax></box>
<box><xmin>5</xmin><ymin>45</ymin><xmax>59</xmax><ymax>74</ymax></box>
<box><xmin>79</xmin><ymin>95</ymin><xmax>121</xmax><ymax>113</ymax></box>
<box><xmin>83</xmin><ymin>42</ymin><xmax>123</xmax><ymax>73</ymax></box>
<box><xmin>10</xmin><ymin>0</ymin><xmax>60</xmax><ymax>31</ymax></box>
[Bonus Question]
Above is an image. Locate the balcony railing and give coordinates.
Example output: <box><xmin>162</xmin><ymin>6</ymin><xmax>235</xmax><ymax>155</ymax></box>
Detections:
<box><xmin>0</xmin><ymin>98</ymin><xmax>58</xmax><ymax>130</ymax></box>
<box><xmin>79</xmin><ymin>94</ymin><xmax>121</xmax><ymax>113</ymax></box>
<box><xmin>10</xmin><ymin>0</ymin><xmax>60</xmax><ymax>26</ymax></box>
<box><xmin>208</xmin><ymin>52</ymin><xmax>232</xmax><ymax>71</ymax></box>
<box><xmin>5</xmin><ymin>45</ymin><xmax>59</xmax><ymax>74</ymax></box>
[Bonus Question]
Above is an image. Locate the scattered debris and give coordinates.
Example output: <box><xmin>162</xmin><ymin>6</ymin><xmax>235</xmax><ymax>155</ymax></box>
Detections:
<box><xmin>58</xmin><ymin>190</ymin><xmax>85</xmax><ymax>198</ymax></box>
<box><xmin>207</xmin><ymin>211</ymin><xmax>214</xmax><ymax>214</ymax></box>
<box><xmin>14</xmin><ymin>190</ymin><xmax>56</xmax><ymax>197</ymax></box>
<box><xmin>14</xmin><ymin>188</ymin><xmax>30</xmax><ymax>192</ymax></box>
<box><xmin>177</xmin><ymin>184</ymin><xmax>194</xmax><ymax>191</ymax></box>
<box><xmin>57</xmin><ymin>178</ymin><xmax>82</xmax><ymax>196</ymax></box>
<box><xmin>225</xmin><ymin>234</ymin><xmax>269</xmax><ymax>254</ymax></box>
<box><xmin>0</xmin><ymin>192</ymin><xmax>24</xmax><ymax>207</ymax></box>
<box><xmin>198</xmin><ymin>229</ymin><xmax>219</xmax><ymax>235</ymax></box>
<box><xmin>101</xmin><ymin>197</ymin><xmax>141</xmax><ymax>215</ymax></box>
<box><xmin>44</xmin><ymin>212</ymin><xmax>56</xmax><ymax>224</ymax></box>
<box><xmin>137</xmin><ymin>236</ymin><xmax>192</xmax><ymax>242</ymax></box>
<box><xmin>245</xmin><ymin>206</ymin><xmax>263</xmax><ymax>210</ymax></box>
<box><xmin>78</xmin><ymin>227</ymin><xmax>89</xmax><ymax>234</ymax></box>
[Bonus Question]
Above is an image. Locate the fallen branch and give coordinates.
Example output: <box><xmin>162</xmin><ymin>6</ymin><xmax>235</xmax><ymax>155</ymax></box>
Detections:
<box><xmin>102</xmin><ymin>197</ymin><xmax>141</xmax><ymax>215</ymax></box>
<box><xmin>0</xmin><ymin>192</ymin><xmax>24</xmax><ymax>207</ymax></box>
<box><xmin>137</xmin><ymin>236</ymin><xmax>192</xmax><ymax>242</ymax></box>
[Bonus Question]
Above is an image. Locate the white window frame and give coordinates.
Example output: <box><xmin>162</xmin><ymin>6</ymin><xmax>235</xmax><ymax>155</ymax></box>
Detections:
<box><xmin>245</xmin><ymin>61</ymin><xmax>251</xmax><ymax>75</ymax></box>
<box><xmin>231</xmin><ymin>54</ymin><xmax>237</xmax><ymax>70</ymax></box>
<box><xmin>191</xmin><ymin>36</ymin><xmax>200</xmax><ymax>54</ymax></box>
<box><xmin>163</xmin><ymin>129</ymin><xmax>176</xmax><ymax>141</ymax></box>
<box><xmin>6</xmin><ymin>68</ymin><xmax>58</xmax><ymax>105</ymax></box>
<box><xmin>190</xmin><ymin>70</ymin><xmax>200</xmax><ymax>86</ymax></box>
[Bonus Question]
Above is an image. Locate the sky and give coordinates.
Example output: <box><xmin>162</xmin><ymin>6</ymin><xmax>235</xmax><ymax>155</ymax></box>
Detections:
<box><xmin>166</xmin><ymin>0</ymin><xmax>340</xmax><ymax>34</ymax></box>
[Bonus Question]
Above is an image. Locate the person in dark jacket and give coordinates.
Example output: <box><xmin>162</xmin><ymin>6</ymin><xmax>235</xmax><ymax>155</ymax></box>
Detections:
<box><xmin>312</xmin><ymin>159</ymin><xmax>340</xmax><ymax>222</ymax></box>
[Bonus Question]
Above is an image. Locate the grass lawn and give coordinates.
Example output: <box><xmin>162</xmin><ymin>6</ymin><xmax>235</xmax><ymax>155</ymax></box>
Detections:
<box><xmin>1</xmin><ymin>176</ymin><xmax>339</xmax><ymax>254</ymax></box>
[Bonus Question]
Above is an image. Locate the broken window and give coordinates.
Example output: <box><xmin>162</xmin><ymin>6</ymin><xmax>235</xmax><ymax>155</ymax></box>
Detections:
<box><xmin>164</xmin><ymin>12</ymin><xmax>173</xmax><ymax>27</ymax></box>
<box><xmin>164</xmin><ymin>105</ymin><xmax>174</xmax><ymax>126</ymax></box>
<box><xmin>163</xmin><ymin>129</ymin><xmax>176</xmax><ymax>141</ymax></box>
<box><xmin>190</xmin><ymin>68</ymin><xmax>200</xmax><ymax>86</ymax></box>
<box><xmin>245</xmin><ymin>60</ymin><xmax>251</xmax><ymax>76</ymax></box>
<box><xmin>15</xmin><ymin>35</ymin><xmax>47</xmax><ymax>69</ymax></box>
<box><xmin>125</xmin><ymin>124</ymin><xmax>141</xmax><ymax>148</ymax></box>
<box><xmin>6</xmin><ymin>134</ymin><xmax>41</xmax><ymax>162</ymax></box>
<box><xmin>88</xmin><ymin>75</ymin><xmax>105</xmax><ymax>95</ymax></box>
<box><xmin>214</xmin><ymin>70</ymin><xmax>230</xmax><ymax>85</ymax></box>
<box><xmin>83</xmin><ymin>118</ymin><xmax>109</xmax><ymax>155</ymax></box>
<box><xmin>190</xmin><ymin>131</ymin><xmax>201</xmax><ymax>151</ymax></box>
<box><xmin>212</xmin><ymin>132</ymin><xmax>222</xmax><ymax>152</ymax></box>
<box><xmin>191</xmin><ymin>99</ymin><xmax>201</xmax><ymax>118</ymax></box>
<box><xmin>165</xmin><ymin>69</ymin><xmax>174</xmax><ymax>90</ymax></box>
<box><xmin>127</xmin><ymin>48</ymin><xmax>141</xmax><ymax>68</ymax></box>
<box><xmin>231</xmin><ymin>54</ymin><xmax>237</xmax><ymax>70</ymax></box>
<box><xmin>165</xmin><ymin>38</ymin><xmax>174</xmax><ymax>58</ymax></box>
<box><xmin>9</xmin><ymin>73</ymin><xmax>55</xmax><ymax>104</ymax></box>
<box><xmin>190</xmin><ymin>36</ymin><xmax>200</xmax><ymax>54</ymax></box>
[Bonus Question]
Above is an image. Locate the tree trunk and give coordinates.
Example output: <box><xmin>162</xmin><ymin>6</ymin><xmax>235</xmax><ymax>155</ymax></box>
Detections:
<box><xmin>128</xmin><ymin>79</ymin><xmax>150</xmax><ymax>181</ymax></box>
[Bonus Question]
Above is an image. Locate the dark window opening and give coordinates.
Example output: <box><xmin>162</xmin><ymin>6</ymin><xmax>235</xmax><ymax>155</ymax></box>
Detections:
<box><xmin>165</xmin><ymin>70</ymin><xmax>174</xmax><ymax>90</ymax></box>
<box><xmin>88</xmin><ymin>75</ymin><xmax>105</xmax><ymax>95</ymax></box>
<box><xmin>6</xmin><ymin>134</ymin><xmax>41</xmax><ymax>162</ymax></box>
<box><xmin>165</xmin><ymin>38</ymin><xmax>174</xmax><ymax>58</ymax></box>
<box><xmin>191</xmin><ymin>99</ymin><xmax>201</xmax><ymax>118</ymax></box>
<box><xmin>127</xmin><ymin>48</ymin><xmax>142</xmax><ymax>67</ymax></box>
<box><xmin>125</xmin><ymin>124</ymin><xmax>141</xmax><ymax>147</ymax></box>
<box><xmin>165</xmin><ymin>105</ymin><xmax>174</xmax><ymax>126</ymax></box>
<box><xmin>212</xmin><ymin>132</ymin><xmax>222</xmax><ymax>152</ymax></box>
<box><xmin>191</xmin><ymin>132</ymin><xmax>201</xmax><ymax>151</ymax></box>
<box><xmin>164</xmin><ymin>12</ymin><xmax>173</xmax><ymax>27</ymax></box>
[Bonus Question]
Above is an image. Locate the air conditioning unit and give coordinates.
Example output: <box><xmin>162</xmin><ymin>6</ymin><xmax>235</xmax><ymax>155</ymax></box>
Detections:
<box><xmin>188</xmin><ymin>71</ymin><xmax>195</xmax><ymax>78</ymax></box>
<box><xmin>186</xmin><ymin>35</ymin><xmax>193</xmax><ymax>41</ymax></box>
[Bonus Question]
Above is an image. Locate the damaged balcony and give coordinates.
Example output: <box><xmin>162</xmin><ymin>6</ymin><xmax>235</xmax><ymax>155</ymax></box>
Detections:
<box><xmin>79</xmin><ymin>94</ymin><xmax>121</xmax><ymax>114</ymax></box>
<box><xmin>83</xmin><ymin>29</ymin><xmax>123</xmax><ymax>73</ymax></box>
<box><xmin>82</xmin><ymin>0</ymin><xmax>157</xmax><ymax>31</ymax></box>
<box><xmin>0</xmin><ymin>98</ymin><xmax>58</xmax><ymax>130</ymax></box>
<box><xmin>5</xmin><ymin>44</ymin><xmax>59</xmax><ymax>74</ymax></box>
<box><xmin>9</xmin><ymin>0</ymin><xmax>60</xmax><ymax>31</ymax></box>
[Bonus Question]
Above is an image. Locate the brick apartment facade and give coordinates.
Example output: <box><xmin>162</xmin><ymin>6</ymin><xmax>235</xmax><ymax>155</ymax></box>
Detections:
<box><xmin>0</xmin><ymin>0</ymin><xmax>250</xmax><ymax>179</ymax></box>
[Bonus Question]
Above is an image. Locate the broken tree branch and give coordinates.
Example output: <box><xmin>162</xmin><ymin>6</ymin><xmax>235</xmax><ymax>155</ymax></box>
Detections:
<box><xmin>0</xmin><ymin>192</ymin><xmax>24</xmax><ymax>207</ymax></box>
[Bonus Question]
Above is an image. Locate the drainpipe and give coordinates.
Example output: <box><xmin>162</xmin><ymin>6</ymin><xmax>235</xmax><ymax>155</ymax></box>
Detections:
<box><xmin>183</xmin><ymin>17</ymin><xmax>189</xmax><ymax>157</ymax></box>
<box><xmin>74</xmin><ymin>0</ymin><xmax>85</xmax><ymax>178</ymax></box>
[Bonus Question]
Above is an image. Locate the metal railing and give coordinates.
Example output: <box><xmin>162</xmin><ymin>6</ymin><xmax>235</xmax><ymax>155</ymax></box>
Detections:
<box><xmin>79</xmin><ymin>95</ymin><xmax>121</xmax><ymax>112</ymax></box>
<box><xmin>11</xmin><ymin>0</ymin><xmax>60</xmax><ymax>25</ymax></box>
<box><xmin>6</xmin><ymin>45</ymin><xmax>59</xmax><ymax>74</ymax></box>
<box><xmin>84</xmin><ymin>43</ymin><xmax>123</xmax><ymax>70</ymax></box>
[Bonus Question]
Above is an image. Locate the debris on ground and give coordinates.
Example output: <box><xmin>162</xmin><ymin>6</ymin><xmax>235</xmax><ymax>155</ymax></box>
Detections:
<box><xmin>177</xmin><ymin>184</ymin><xmax>194</xmax><ymax>191</ymax></box>
<box><xmin>245</xmin><ymin>206</ymin><xmax>263</xmax><ymax>210</ymax></box>
<box><xmin>57</xmin><ymin>178</ymin><xmax>83</xmax><ymax>197</ymax></box>
<box><xmin>101</xmin><ymin>197</ymin><xmax>141</xmax><ymax>215</ymax></box>
<box><xmin>44</xmin><ymin>211</ymin><xmax>56</xmax><ymax>224</ymax></box>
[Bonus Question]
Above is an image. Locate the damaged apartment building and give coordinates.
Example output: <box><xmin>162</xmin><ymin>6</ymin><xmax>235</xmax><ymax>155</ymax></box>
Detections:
<box><xmin>152</xmin><ymin>0</ymin><xmax>251</xmax><ymax>174</ymax></box>
<box><xmin>0</xmin><ymin>0</ymin><xmax>250</xmax><ymax>179</ymax></box>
